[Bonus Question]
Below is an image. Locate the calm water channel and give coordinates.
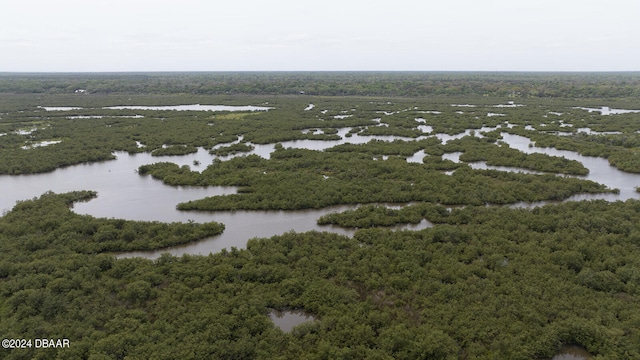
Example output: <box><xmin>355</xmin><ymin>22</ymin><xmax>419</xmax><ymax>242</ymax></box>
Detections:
<box><xmin>2</xmin><ymin>113</ymin><xmax>640</xmax><ymax>259</ymax></box>
<box><xmin>0</xmin><ymin>134</ymin><xmax>432</xmax><ymax>258</ymax></box>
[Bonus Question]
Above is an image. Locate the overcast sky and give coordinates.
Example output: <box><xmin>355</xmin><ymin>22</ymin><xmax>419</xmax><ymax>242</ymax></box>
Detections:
<box><xmin>1</xmin><ymin>0</ymin><xmax>638</xmax><ymax>72</ymax></box>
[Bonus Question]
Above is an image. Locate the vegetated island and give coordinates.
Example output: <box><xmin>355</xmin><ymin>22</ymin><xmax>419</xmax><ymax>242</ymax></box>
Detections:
<box><xmin>2</xmin><ymin>72</ymin><xmax>640</xmax><ymax>359</ymax></box>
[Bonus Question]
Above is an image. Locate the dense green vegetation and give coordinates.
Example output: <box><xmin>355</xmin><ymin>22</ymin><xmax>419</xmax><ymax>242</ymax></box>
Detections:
<box><xmin>150</xmin><ymin>145</ymin><xmax>198</xmax><ymax>157</ymax></box>
<box><xmin>443</xmin><ymin>135</ymin><xmax>588</xmax><ymax>175</ymax></box>
<box><xmin>2</xmin><ymin>72</ymin><xmax>640</xmax><ymax>359</ymax></box>
<box><xmin>0</xmin><ymin>191</ymin><xmax>224</xmax><ymax>254</ymax></box>
<box><xmin>3</xmin><ymin>192</ymin><xmax>640</xmax><ymax>359</ymax></box>
<box><xmin>210</xmin><ymin>143</ymin><xmax>255</xmax><ymax>156</ymax></box>
<box><xmin>138</xmin><ymin>148</ymin><xmax>609</xmax><ymax>210</ymax></box>
<box><xmin>2</xmin><ymin>79</ymin><xmax>640</xmax><ymax>175</ymax></box>
<box><xmin>2</xmin><ymin>72</ymin><xmax>640</xmax><ymax>98</ymax></box>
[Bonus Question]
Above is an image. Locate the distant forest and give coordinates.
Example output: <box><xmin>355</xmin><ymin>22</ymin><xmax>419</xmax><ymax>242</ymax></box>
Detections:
<box><xmin>1</xmin><ymin>72</ymin><xmax>640</xmax><ymax>98</ymax></box>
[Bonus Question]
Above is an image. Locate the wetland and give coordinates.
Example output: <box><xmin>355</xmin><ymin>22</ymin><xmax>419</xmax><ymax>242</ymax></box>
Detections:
<box><xmin>2</xmin><ymin>72</ymin><xmax>640</xmax><ymax>359</ymax></box>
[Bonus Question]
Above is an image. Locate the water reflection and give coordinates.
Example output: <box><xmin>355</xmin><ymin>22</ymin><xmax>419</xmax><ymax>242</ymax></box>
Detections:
<box><xmin>435</xmin><ymin>126</ymin><xmax>499</xmax><ymax>144</ymax></box>
<box><xmin>499</xmin><ymin>133</ymin><xmax>640</xmax><ymax>201</ymax></box>
<box><xmin>0</xmin><ymin>150</ymin><xmax>235</xmax><ymax>216</ymax></box>
<box><xmin>3</xmin><ymin>124</ymin><xmax>640</xmax><ymax>258</ymax></box>
<box><xmin>574</xmin><ymin>106</ymin><xmax>640</xmax><ymax>115</ymax></box>
<box><xmin>551</xmin><ymin>345</ymin><xmax>593</xmax><ymax>360</ymax></box>
<box><xmin>468</xmin><ymin>162</ymin><xmax>543</xmax><ymax>174</ymax></box>
<box><xmin>269</xmin><ymin>310</ymin><xmax>315</xmax><ymax>332</ymax></box>
<box><xmin>406</xmin><ymin>150</ymin><xmax>427</xmax><ymax>163</ymax></box>
<box><xmin>116</xmin><ymin>206</ymin><xmax>358</xmax><ymax>258</ymax></box>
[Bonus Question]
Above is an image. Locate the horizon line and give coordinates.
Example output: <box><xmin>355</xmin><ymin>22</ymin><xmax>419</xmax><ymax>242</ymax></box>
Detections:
<box><xmin>2</xmin><ymin>70</ymin><xmax>640</xmax><ymax>75</ymax></box>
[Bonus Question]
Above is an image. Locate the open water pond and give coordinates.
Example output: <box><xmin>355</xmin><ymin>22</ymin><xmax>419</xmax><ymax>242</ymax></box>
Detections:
<box><xmin>269</xmin><ymin>310</ymin><xmax>315</xmax><ymax>332</ymax></box>
<box><xmin>550</xmin><ymin>345</ymin><xmax>593</xmax><ymax>360</ymax></box>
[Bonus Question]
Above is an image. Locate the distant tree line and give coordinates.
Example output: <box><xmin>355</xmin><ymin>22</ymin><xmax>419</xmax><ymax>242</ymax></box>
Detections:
<box><xmin>1</xmin><ymin>72</ymin><xmax>640</xmax><ymax>98</ymax></box>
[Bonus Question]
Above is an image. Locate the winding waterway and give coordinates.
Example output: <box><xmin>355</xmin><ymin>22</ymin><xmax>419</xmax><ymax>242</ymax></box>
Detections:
<box><xmin>1</xmin><ymin>123</ymin><xmax>639</xmax><ymax>259</ymax></box>
<box><xmin>500</xmin><ymin>132</ymin><xmax>640</xmax><ymax>202</ymax></box>
<box><xmin>0</xmin><ymin>138</ymin><xmax>431</xmax><ymax>259</ymax></box>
